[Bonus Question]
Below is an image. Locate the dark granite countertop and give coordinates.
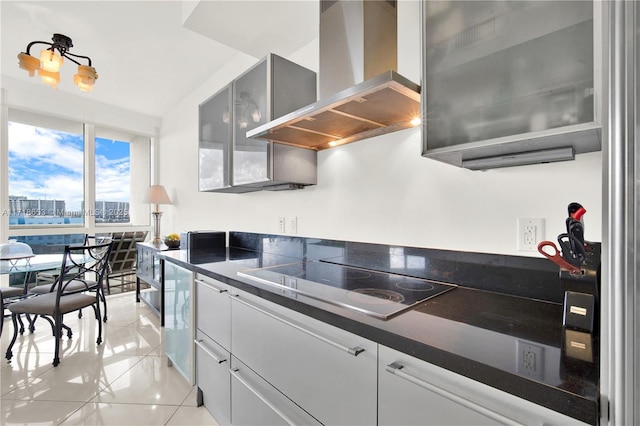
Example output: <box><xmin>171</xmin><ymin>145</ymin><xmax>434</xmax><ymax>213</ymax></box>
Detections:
<box><xmin>158</xmin><ymin>233</ymin><xmax>599</xmax><ymax>425</ymax></box>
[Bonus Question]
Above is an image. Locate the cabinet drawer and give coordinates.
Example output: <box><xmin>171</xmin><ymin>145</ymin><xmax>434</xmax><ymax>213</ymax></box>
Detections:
<box><xmin>195</xmin><ymin>331</ymin><xmax>230</xmax><ymax>425</ymax></box>
<box><xmin>230</xmin><ymin>291</ymin><xmax>377</xmax><ymax>426</ymax></box>
<box><xmin>378</xmin><ymin>345</ymin><xmax>587</xmax><ymax>426</ymax></box>
<box><xmin>195</xmin><ymin>274</ymin><xmax>231</xmax><ymax>351</ymax></box>
<box><xmin>230</xmin><ymin>356</ymin><xmax>321</xmax><ymax>426</ymax></box>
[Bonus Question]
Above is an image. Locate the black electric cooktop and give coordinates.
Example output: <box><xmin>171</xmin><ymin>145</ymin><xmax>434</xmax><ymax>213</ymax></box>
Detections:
<box><xmin>238</xmin><ymin>261</ymin><xmax>455</xmax><ymax>319</ymax></box>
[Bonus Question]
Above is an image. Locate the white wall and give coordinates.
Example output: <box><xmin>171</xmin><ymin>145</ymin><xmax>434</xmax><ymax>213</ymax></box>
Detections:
<box><xmin>159</xmin><ymin>1</ymin><xmax>602</xmax><ymax>257</ymax></box>
<box><xmin>1</xmin><ymin>76</ymin><xmax>160</xmax><ymax>136</ymax></box>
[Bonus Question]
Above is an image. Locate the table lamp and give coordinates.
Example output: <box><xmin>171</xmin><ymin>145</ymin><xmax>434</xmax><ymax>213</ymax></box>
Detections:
<box><xmin>143</xmin><ymin>185</ymin><xmax>172</xmax><ymax>244</ymax></box>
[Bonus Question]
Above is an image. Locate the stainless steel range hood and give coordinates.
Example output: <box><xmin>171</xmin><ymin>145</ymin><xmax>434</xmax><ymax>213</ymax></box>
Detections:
<box><xmin>246</xmin><ymin>0</ymin><xmax>421</xmax><ymax>151</ymax></box>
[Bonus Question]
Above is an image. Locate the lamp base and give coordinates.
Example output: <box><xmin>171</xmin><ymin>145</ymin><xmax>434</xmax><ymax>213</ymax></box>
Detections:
<box><xmin>152</xmin><ymin>211</ymin><xmax>163</xmax><ymax>244</ymax></box>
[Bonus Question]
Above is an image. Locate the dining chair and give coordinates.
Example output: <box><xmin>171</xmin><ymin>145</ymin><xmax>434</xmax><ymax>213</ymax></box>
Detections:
<box><xmin>0</xmin><ymin>287</ymin><xmax>24</xmax><ymax>337</ymax></box>
<box><xmin>29</xmin><ymin>235</ymin><xmax>111</xmax><ymax>322</ymax></box>
<box><xmin>104</xmin><ymin>231</ymin><xmax>148</xmax><ymax>294</ymax></box>
<box><xmin>5</xmin><ymin>241</ymin><xmax>113</xmax><ymax>367</ymax></box>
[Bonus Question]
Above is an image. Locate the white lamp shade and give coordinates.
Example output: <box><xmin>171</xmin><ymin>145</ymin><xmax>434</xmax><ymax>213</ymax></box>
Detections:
<box><xmin>143</xmin><ymin>185</ymin><xmax>172</xmax><ymax>205</ymax></box>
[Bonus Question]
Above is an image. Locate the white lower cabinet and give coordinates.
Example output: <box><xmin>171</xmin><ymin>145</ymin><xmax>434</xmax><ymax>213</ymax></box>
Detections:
<box><xmin>230</xmin><ymin>290</ymin><xmax>378</xmax><ymax>426</ymax></box>
<box><xmin>195</xmin><ymin>274</ymin><xmax>231</xmax><ymax>350</ymax></box>
<box><xmin>230</xmin><ymin>356</ymin><xmax>322</xmax><ymax>426</ymax></box>
<box><xmin>378</xmin><ymin>345</ymin><xmax>586</xmax><ymax>426</ymax></box>
<box><xmin>195</xmin><ymin>331</ymin><xmax>231</xmax><ymax>425</ymax></box>
<box><xmin>193</xmin><ymin>276</ymin><xmax>584</xmax><ymax>426</ymax></box>
<box><xmin>195</xmin><ymin>275</ymin><xmax>232</xmax><ymax>424</ymax></box>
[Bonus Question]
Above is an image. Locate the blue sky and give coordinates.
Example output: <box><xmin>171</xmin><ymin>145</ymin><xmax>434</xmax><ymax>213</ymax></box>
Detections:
<box><xmin>8</xmin><ymin>122</ymin><xmax>130</xmax><ymax>212</ymax></box>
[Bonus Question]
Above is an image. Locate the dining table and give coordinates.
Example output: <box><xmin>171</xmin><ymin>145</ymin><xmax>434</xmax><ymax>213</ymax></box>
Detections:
<box><xmin>1</xmin><ymin>253</ymin><xmax>93</xmax><ymax>336</ymax></box>
<box><xmin>0</xmin><ymin>253</ymin><xmax>71</xmax><ymax>295</ymax></box>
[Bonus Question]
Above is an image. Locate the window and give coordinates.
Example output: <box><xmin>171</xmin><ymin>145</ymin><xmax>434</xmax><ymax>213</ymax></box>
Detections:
<box><xmin>95</xmin><ymin>127</ymin><xmax>132</xmax><ymax>224</ymax></box>
<box><xmin>6</xmin><ymin>109</ymin><xmax>151</xmax><ymax>232</ymax></box>
<box><xmin>8</xmin><ymin>112</ymin><xmax>84</xmax><ymax>226</ymax></box>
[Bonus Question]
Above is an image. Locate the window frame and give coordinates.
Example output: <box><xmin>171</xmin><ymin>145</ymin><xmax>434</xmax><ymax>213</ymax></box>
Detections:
<box><xmin>2</xmin><ymin>107</ymin><xmax>153</xmax><ymax>241</ymax></box>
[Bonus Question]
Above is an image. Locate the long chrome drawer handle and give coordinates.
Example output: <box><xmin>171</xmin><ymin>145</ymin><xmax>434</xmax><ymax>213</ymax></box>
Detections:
<box><xmin>231</xmin><ymin>294</ymin><xmax>364</xmax><ymax>357</ymax></box>
<box><xmin>194</xmin><ymin>278</ymin><xmax>227</xmax><ymax>293</ymax></box>
<box><xmin>386</xmin><ymin>362</ymin><xmax>523</xmax><ymax>426</ymax></box>
<box><xmin>230</xmin><ymin>368</ymin><xmax>298</xmax><ymax>426</ymax></box>
<box><xmin>194</xmin><ymin>339</ymin><xmax>227</xmax><ymax>364</ymax></box>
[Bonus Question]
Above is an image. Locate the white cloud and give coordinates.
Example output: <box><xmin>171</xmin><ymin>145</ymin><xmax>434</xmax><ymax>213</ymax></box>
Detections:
<box><xmin>96</xmin><ymin>155</ymin><xmax>130</xmax><ymax>202</ymax></box>
<box><xmin>8</xmin><ymin>122</ymin><xmax>84</xmax><ymax>174</ymax></box>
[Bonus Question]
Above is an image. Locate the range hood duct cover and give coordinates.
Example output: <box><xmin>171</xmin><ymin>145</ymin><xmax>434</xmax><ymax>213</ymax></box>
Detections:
<box><xmin>247</xmin><ymin>0</ymin><xmax>421</xmax><ymax>150</ymax></box>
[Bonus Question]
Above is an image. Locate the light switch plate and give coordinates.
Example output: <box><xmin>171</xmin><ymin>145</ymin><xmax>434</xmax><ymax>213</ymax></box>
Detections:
<box><xmin>288</xmin><ymin>216</ymin><xmax>297</xmax><ymax>234</ymax></box>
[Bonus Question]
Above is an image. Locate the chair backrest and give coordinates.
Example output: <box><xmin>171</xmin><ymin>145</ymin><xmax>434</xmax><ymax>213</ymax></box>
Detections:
<box><xmin>57</xmin><ymin>241</ymin><xmax>114</xmax><ymax>298</ymax></box>
<box><xmin>106</xmin><ymin>231</ymin><xmax>148</xmax><ymax>277</ymax></box>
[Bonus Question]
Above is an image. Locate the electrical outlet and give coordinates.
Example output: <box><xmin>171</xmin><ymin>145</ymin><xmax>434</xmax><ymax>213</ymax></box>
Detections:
<box><xmin>288</xmin><ymin>216</ymin><xmax>297</xmax><ymax>234</ymax></box>
<box><xmin>518</xmin><ymin>218</ymin><xmax>544</xmax><ymax>251</ymax></box>
<box><xmin>516</xmin><ymin>340</ymin><xmax>544</xmax><ymax>379</ymax></box>
<box><xmin>278</xmin><ymin>217</ymin><xmax>286</xmax><ymax>233</ymax></box>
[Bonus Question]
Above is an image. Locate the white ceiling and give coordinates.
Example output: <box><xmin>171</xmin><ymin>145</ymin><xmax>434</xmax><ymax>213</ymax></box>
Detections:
<box><xmin>1</xmin><ymin>1</ymin><xmax>319</xmax><ymax>118</ymax></box>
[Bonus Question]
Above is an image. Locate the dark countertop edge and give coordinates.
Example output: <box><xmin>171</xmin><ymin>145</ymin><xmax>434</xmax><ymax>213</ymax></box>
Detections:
<box><xmin>162</xmin><ymin>253</ymin><xmax>598</xmax><ymax>425</ymax></box>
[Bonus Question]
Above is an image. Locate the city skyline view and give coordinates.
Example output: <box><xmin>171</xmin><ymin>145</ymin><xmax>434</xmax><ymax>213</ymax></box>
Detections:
<box><xmin>8</xmin><ymin>121</ymin><xmax>131</xmax><ymax>212</ymax></box>
<box><xmin>8</xmin><ymin>195</ymin><xmax>130</xmax><ymax>219</ymax></box>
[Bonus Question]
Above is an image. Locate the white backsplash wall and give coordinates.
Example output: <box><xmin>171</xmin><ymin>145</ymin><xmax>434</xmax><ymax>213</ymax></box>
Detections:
<box><xmin>158</xmin><ymin>0</ymin><xmax>602</xmax><ymax>257</ymax></box>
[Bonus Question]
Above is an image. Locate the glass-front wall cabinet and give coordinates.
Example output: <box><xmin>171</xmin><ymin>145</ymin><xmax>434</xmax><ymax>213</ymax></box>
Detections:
<box><xmin>198</xmin><ymin>54</ymin><xmax>316</xmax><ymax>191</ymax></box>
<box><xmin>199</xmin><ymin>85</ymin><xmax>232</xmax><ymax>192</ymax></box>
<box><xmin>422</xmin><ymin>1</ymin><xmax>597</xmax><ymax>165</ymax></box>
<box><xmin>233</xmin><ymin>60</ymin><xmax>268</xmax><ymax>186</ymax></box>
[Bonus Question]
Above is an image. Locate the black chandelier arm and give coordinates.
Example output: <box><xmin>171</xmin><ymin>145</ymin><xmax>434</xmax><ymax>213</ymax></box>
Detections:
<box><xmin>63</xmin><ymin>52</ymin><xmax>92</xmax><ymax>67</ymax></box>
<box><xmin>24</xmin><ymin>41</ymin><xmax>54</xmax><ymax>55</ymax></box>
<box><xmin>22</xmin><ymin>40</ymin><xmax>92</xmax><ymax>67</ymax></box>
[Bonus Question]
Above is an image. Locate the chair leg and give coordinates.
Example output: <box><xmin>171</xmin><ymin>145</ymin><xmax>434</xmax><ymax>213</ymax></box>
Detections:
<box><xmin>101</xmin><ymin>291</ymin><xmax>108</xmax><ymax>322</ymax></box>
<box><xmin>53</xmin><ymin>314</ymin><xmax>62</xmax><ymax>366</ymax></box>
<box><xmin>36</xmin><ymin>315</ymin><xmax>55</xmax><ymax>337</ymax></box>
<box><xmin>1</xmin><ymin>302</ymin><xmax>4</xmax><ymax>338</ymax></box>
<box><xmin>27</xmin><ymin>314</ymin><xmax>36</xmax><ymax>333</ymax></box>
<box><xmin>5</xmin><ymin>314</ymin><xmax>20</xmax><ymax>362</ymax></box>
<box><xmin>62</xmin><ymin>323</ymin><xmax>73</xmax><ymax>338</ymax></box>
<box><xmin>95</xmin><ymin>302</ymin><xmax>103</xmax><ymax>346</ymax></box>
<box><xmin>17</xmin><ymin>314</ymin><xmax>25</xmax><ymax>334</ymax></box>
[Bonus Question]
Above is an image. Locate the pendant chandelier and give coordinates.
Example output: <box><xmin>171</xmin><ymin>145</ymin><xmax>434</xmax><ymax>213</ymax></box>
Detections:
<box><xmin>17</xmin><ymin>33</ymin><xmax>98</xmax><ymax>91</ymax></box>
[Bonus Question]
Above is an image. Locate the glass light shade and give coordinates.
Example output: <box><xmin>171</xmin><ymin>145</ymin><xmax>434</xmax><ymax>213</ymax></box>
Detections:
<box><xmin>222</xmin><ymin>109</ymin><xmax>230</xmax><ymax>124</ymax></box>
<box><xmin>74</xmin><ymin>65</ymin><xmax>98</xmax><ymax>92</ymax></box>
<box><xmin>143</xmin><ymin>185</ymin><xmax>172</xmax><ymax>206</ymax></box>
<box><xmin>40</xmin><ymin>49</ymin><xmax>63</xmax><ymax>72</ymax></box>
<box><xmin>17</xmin><ymin>52</ymin><xmax>40</xmax><ymax>76</ymax></box>
<box><xmin>38</xmin><ymin>69</ymin><xmax>60</xmax><ymax>89</ymax></box>
<box><xmin>0</xmin><ymin>240</ymin><xmax>34</xmax><ymax>260</ymax></box>
<box><xmin>238</xmin><ymin>117</ymin><xmax>248</xmax><ymax>129</ymax></box>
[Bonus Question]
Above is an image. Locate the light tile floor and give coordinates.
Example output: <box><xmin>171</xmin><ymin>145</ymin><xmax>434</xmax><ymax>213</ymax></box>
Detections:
<box><xmin>1</xmin><ymin>292</ymin><xmax>219</xmax><ymax>426</ymax></box>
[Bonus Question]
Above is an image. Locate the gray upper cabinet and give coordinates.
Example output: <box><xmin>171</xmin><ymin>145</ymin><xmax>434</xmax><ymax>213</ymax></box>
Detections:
<box><xmin>199</xmin><ymin>54</ymin><xmax>317</xmax><ymax>192</ymax></box>
<box><xmin>421</xmin><ymin>1</ymin><xmax>602</xmax><ymax>170</ymax></box>
<box><xmin>199</xmin><ymin>84</ymin><xmax>241</xmax><ymax>193</ymax></box>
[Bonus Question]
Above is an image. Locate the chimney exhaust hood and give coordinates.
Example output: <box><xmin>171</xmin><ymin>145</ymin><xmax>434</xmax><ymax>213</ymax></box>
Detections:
<box><xmin>246</xmin><ymin>0</ymin><xmax>421</xmax><ymax>151</ymax></box>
